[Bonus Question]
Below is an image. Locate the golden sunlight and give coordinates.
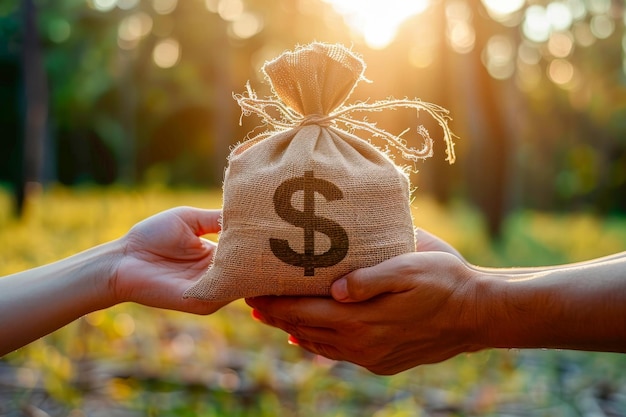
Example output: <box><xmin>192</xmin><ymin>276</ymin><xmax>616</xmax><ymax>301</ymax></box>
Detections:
<box><xmin>481</xmin><ymin>0</ymin><xmax>524</xmax><ymax>20</ymax></box>
<box><xmin>322</xmin><ymin>0</ymin><xmax>430</xmax><ymax>49</ymax></box>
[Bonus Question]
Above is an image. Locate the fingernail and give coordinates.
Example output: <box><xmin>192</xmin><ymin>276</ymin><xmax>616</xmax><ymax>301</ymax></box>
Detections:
<box><xmin>287</xmin><ymin>335</ymin><xmax>299</xmax><ymax>346</ymax></box>
<box><xmin>331</xmin><ymin>277</ymin><xmax>349</xmax><ymax>301</ymax></box>
<box><xmin>251</xmin><ymin>309</ymin><xmax>264</xmax><ymax>321</ymax></box>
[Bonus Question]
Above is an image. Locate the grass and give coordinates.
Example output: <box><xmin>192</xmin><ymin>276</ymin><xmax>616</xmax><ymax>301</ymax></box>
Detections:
<box><xmin>1</xmin><ymin>185</ymin><xmax>625</xmax><ymax>416</ymax></box>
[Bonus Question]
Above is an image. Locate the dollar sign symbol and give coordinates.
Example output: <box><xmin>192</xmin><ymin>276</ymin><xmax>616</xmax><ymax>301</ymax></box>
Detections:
<box><xmin>270</xmin><ymin>170</ymin><xmax>349</xmax><ymax>276</ymax></box>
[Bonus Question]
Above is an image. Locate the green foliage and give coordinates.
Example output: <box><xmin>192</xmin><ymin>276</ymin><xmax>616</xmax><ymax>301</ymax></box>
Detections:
<box><xmin>1</xmin><ymin>186</ymin><xmax>625</xmax><ymax>415</ymax></box>
<box><xmin>2</xmin><ymin>0</ymin><xmax>626</xmax><ymax>242</ymax></box>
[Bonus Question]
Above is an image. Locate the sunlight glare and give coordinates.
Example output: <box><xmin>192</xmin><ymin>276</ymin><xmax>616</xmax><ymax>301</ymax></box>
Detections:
<box><xmin>481</xmin><ymin>0</ymin><xmax>524</xmax><ymax>21</ymax></box>
<box><xmin>323</xmin><ymin>0</ymin><xmax>430</xmax><ymax>49</ymax></box>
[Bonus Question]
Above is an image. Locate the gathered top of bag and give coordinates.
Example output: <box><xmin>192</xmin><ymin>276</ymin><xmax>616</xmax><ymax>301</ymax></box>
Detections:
<box><xmin>263</xmin><ymin>42</ymin><xmax>366</xmax><ymax>116</ymax></box>
<box><xmin>235</xmin><ymin>42</ymin><xmax>457</xmax><ymax>165</ymax></box>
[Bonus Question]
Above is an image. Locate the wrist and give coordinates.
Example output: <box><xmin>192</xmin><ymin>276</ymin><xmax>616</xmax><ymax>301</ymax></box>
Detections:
<box><xmin>471</xmin><ymin>269</ymin><xmax>523</xmax><ymax>350</ymax></box>
<box><xmin>443</xmin><ymin>264</ymin><xmax>502</xmax><ymax>353</ymax></box>
<box><xmin>476</xmin><ymin>269</ymin><xmax>572</xmax><ymax>350</ymax></box>
<box><xmin>81</xmin><ymin>239</ymin><xmax>126</xmax><ymax>311</ymax></box>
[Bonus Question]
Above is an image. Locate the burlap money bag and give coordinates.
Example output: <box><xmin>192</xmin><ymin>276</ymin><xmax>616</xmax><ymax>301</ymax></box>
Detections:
<box><xmin>184</xmin><ymin>43</ymin><xmax>455</xmax><ymax>301</ymax></box>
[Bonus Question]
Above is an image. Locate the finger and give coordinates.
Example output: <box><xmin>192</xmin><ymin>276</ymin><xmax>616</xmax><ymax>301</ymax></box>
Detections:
<box><xmin>139</xmin><ymin>278</ymin><xmax>231</xmax><ymax>314</ymax></box>
<box><xmin>415</xmin><ymin>228</ymin><xmax>464</xmax><ymax>258</ymax></box>
<box><xmin>178</xmin><ymin>207</ymin><xmax>222</xmax><ymax>236</ymax></box>
<box><xmin>199</xmin><ymin>237</ymin><xmax>217</xmax><ymax>255</ymax></box>
<box><xmin>246</xmin><ymin>296</ymin><xmax>344</xmax><ymax>329</ymax></box>
<box><xmin>251</xmin><ymin>307</ymin><xmax>337</xmax><ymax>344</ymax></box>
<box><xmin>179</xmin><ymin>299</ymin><xmax>231</xmax><ymax>315</ymax></box>
<box><xmin>332</xmin><ymin>253</ymin><xmax>418</xmax><ymax>303</ymax></box>
<box><xmin>260</xmin><ymin>314</ymin><xmax>339</xmax><ymax>346</ymax></box>
<box><xmin>276</xmin><ymin>320</ymin><xmax>339</xmax><ymax>346</ymax></box>
<box><xmin>292</xmin><ymin>338</ymin><xmax>346</xmax><ymax>362</ymax></box>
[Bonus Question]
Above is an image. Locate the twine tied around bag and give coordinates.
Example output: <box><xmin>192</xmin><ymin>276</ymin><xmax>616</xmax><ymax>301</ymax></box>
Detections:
<box><xmin>233</xmin><ymin>43</ymin><xmax>457</xmax><ymax>164</ymax></box>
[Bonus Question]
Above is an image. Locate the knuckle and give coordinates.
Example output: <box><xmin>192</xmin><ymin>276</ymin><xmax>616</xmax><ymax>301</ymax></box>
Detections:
<box><xmin>345</xmin><ymin>276</ymin><xmax>370</xmax><ymax>300</ymax></box>
<box><xmin>310</xmin><ymin>342</ymin><xmax>343</xmax><ymax>361</ymax></box>
<box><xmin>283</xmin><ymin>309</ymin><xmax>306</xmax><ymax>327</ymax></box>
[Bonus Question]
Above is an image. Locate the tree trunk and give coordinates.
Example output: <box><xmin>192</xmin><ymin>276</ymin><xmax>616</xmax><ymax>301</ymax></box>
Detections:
<box><xmin>19</xmin><ymin>0</ymin><xmax>48</xmax><ymax>216</ymax></box>
<box><xmin>464</xmin><ymin>0</ymin><xmax>510</xmax><ymax>239</ymax></box>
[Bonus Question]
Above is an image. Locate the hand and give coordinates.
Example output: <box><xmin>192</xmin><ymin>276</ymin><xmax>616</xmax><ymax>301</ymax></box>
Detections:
<box><xmin>247</xmin><ymin>251</ymin><xmax>486</xmax><ymax>375</ymax></box>
<box><xmin>414</xmin><ymin>228</ymin><xmax>464</xmax><ymax>259</ymax></box>
<box><xmin>111</xmin><ymin>207</ymin><xmax>229</xmax><ymax>314</ymax></box>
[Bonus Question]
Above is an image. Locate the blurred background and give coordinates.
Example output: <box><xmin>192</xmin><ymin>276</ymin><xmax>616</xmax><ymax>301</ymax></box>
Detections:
<box><xmin>1</xmin><ymin>0</ymin><xmax>626</xmax><ymax>416</ymax></box>
<box><xmin>2</xmin><ymin>0</ymin><xmax>626</xmax><ymax>235</ymax></box>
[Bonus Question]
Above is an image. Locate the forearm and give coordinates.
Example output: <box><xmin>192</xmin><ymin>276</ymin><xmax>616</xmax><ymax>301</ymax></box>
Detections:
<box><xmin>0</xmin><ymin>242</ymin><xmax>120</xmax><ymax>356</ymax></box>
<box><xmin>480</xmin><ymin>256</ymin><xmax>626</xmax><ymax>352</ymax></box>
<box><xmin>471</xmin><ymin>251</ymin><xmax>626</xmax><ymax>275</ymax></box>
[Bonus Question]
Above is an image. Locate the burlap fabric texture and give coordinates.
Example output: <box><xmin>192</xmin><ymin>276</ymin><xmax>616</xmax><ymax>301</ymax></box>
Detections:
<box><xmin>184</xmin><ymin>43</ymin><xmax>455</xmax><ymax>301</ymax></box>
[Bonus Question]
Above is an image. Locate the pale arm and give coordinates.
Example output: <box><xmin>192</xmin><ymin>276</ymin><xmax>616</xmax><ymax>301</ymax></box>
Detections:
<box><xmin>0</xmin><ymin>207</ymin><xmax>228</xmax><ymax>357</ymax></box>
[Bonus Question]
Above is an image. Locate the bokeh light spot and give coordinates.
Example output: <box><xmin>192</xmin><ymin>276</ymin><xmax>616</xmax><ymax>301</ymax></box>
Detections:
<box><xmin>230</xmin><ymin>12</ymin><xmax>263</xmax><ymax>39</ymax></box>
<box><xmin>483</xmin><ymin>35</ymin><xmax>515</xmax><ymax>80</ymax></box>
<box><xmin>153</xmin><ymin>38</ymin><xmax>181</xmax><ymax>68</ymax></box>
<box><xmin>113</xmin><ymin>313</ymin><xmax>135</xmax><ymax>337</ymax></box>
<box><xmin>446</xmin><ymin>0</ymin><xmax>475</xmax><ymax>54</ymax></box>
<box><xmin>548</xmin><ymin>58</ymin><xmax>575</xmax><ymax>86</ymax></box>
<box><xmin>518</xmin><ymin>41</ymin><xmax>541</xmax><ymax>65</ymax></box>
<box><xmin>567</xmin><ymin>0</ymin><xmax>587</xmax><ymax>21</ymax></box>
<box><xmin>590</xmin><ymin>14</ymin><xmax>614</xmax><ymax>39</ymax></box>
<box><xmin>573</xmin><ymin>21</ymin><xmax>596</xmax><ymax>47</ymax></box>
<box><xmin>170</xmin><ymin>333</ymin><xmax>195</xmax><ymax>359</ymax></box>
<box><xmin>523</xmin><ymin>6</ymin><xmax>551</xmax><ymax>43</ymax></box>
<box><xmin>92</xmin><ymin>0</ymin><xmax>116</xmax><ymax>12</ymax></box>
<box><xmin>48</xmin><ymin>19</ymin><xmax>71</xmax><ymax>43</ymax></box>
<box><xmin>218</xmin><ymin>0</ymin><xmax>244</xmax><ymax>21</ymax></box>
<box><xmin>118</xmin><ymin>12</ymin><xmax>153</xmax><ymax>42</ymax></box>
<box><xmin>587</xmin><ymin>0</ymin><xmax>611</xmax><ymax>15</ymax></box>
<box><xmin>153</xmin><ymin>0</ymin><xmax>177</xmax><ymax>15</ymax></box>
<box><xmin>548</xmin><ymin>32</ymin><xmax>574</xmax><ymax>58</ymax></box>
<box><xmin>205</xmin><ymin>0</ymin><xmax>218</xmax><ymax>13</ymax></box>
<box><xmin>117</xmin><ymin>0</ymin><xmax>139</xmax><ymax>10</ymax></box>
<box><xmin>448</xmin><ymin>21</ymin><xmax>475</xmax><ymax>54</ymax></box>
<box><xmin>546</xmin><ymin>2</ymin><xmax>573</xmax><ymax>31</ymax></box>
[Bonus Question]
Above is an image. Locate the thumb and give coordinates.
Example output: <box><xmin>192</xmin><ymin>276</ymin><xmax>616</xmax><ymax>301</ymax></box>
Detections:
<box><xmin>180</xmin><ymin>208</ymin><xmax>222</xmax><ymax>236</ymax></box>
<box><xmin>331</xmin><ymin>254</ymin><xmax>417</xmax><ymax>303</ymax></box>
